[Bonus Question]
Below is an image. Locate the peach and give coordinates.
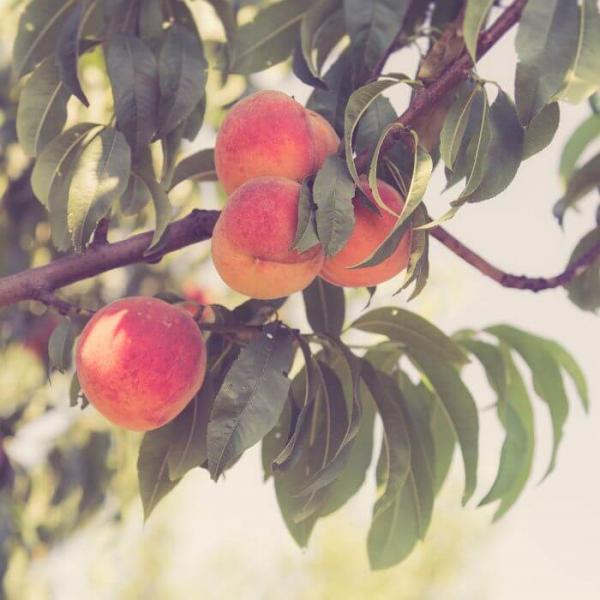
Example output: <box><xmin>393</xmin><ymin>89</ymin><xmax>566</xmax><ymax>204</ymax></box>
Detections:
<box><xmin>211</xmin><ymin>177</ymin><xmax>324</xmax><ymax>299</ymax></box>
<box><xmin>320</xmin><ymin>179</ymin><xmax>411</xmax><ymax>288</ymax></box>
<box><xmin>215</xmin><ymin>90</ymin><xmax>339</xmax><ymax>193</ymax></box>
<box><xmin>75</xmin><ymin>297</ymin><xmax>206</xmax><ymax>431</ymax></box>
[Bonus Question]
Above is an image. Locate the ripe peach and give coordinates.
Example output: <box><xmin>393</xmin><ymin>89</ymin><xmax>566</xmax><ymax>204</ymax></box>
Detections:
<box><xmin>320</xmin><ymin>179</ymin><xmax>411</xmax><ymax>288</ymax></box>
<box><xmin>215</xmin><ymin>90</ymin><xmax>339</xmax><ymax>194</ymax></box>
<box><xmin>75</xmin><ymin>297</ymin><xmax>206</xmax><ymax>431</ymax></box>
<box><xmin>211</xmin><ymin>177</ymin><xmax>324</xmax><ymax>299</ymax></box>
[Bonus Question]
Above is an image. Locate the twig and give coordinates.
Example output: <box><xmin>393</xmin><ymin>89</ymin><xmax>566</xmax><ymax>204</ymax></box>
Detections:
<box><xmin>431</xmin><ymin>227</ymin><xmax>600</xmax><ymax>292</ymax></box>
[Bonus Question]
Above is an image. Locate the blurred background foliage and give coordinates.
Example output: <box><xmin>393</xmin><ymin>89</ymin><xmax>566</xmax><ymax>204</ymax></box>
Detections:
<box><xmin>0</xmin><ymin>2</ymin><xmax>490</xmax><ymax>597</ymax></box>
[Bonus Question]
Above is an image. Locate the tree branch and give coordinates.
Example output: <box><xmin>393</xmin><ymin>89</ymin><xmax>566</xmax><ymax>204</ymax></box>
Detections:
<box><xmin>0</xmin><ymin>210</ymin><xmax>219</xmax><ymax>308</ymax></box>
<box><xmin>355</xmin><ymin>0</ymin><xmax>528</xmax><ymax>172</ymax></box>
<box><xmin>431</xmin><ymin>227</ymin><xmax>600</xmax><ymax>292</ymax></box>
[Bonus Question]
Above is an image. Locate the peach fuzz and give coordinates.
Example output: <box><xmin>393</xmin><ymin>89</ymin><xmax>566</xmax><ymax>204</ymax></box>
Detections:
<box><xmin>215</xmin><ymin>90</ymin><xmax>339</xmax><ymax>194</ymax></box>
<box><xmin>320</xmin><ymin>179</ymin><xmax>411</xmax><ymax>288</ymax></box>
<box><xmin>211</xmin><ymin>177</ymin><xmax>324</xmax><ymax>299</ymax></box>
<box><xmin>75</xmin><ymin>297</ymin><xmax>207</xmax><ymax>431</ymax></box>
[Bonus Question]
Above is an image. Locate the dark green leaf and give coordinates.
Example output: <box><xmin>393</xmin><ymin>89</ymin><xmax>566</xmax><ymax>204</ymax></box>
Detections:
<box><xmin>16</xmin><ymin>58</ymin><xmax>70</xmax><ymax>156</ymax></box>
<box><xmin>355</xmin><ymin>96</ymin><xmax>397</xmax><ymax>155</ymax></box>
<box><xmin>137</xmin><ymin>169</ymin><xmax>172</xmax><ymax>250</ymax></box>
<box><xmin>13</xmin><ymin>0</ymin><xmax>77</xmax><ymax>79</ymax></box>
<box><xmin>48</xmin><ymin>318</ymin><xmax>75</xmax><ymax>373</ymax></box>
<box><xmin>554</xmin><ymin>153</ymin><xmax>600</xmax><ymax>224</ymax></box>
<box><xmin>67</xmin><ymin>127</ymin><xmax>132</xmax><ymax>250</ymax></box>
<box><xmin>229</xmin><ymin>0</ymin><xmax>310</xmax><ymax>74</ymax></box>
<box><xmin>293</xmin><ymin>181</ymin><xmax>320</xmax><ymax>252</ymax></box>
<box><xmin>398</xmin><ymin>204</ymin><xmax>429</xmax><ymax>300</ymax></box>
<box><xmin>343</xmin><ymin>0</ymin><xmax>411</xmax><ymax>81</ymax></box>
<box><xmin>314</xmin><ymin>9</ymin><xmax>346</xmax><ymax>73</ymax></box>
<box><xmin>302</xmin><ymin>277</ymin><xmax>345</xmax><ymax>337</ymax></box>
<box><xmin>462</xmin><ymin>90</ymin><xmax>523</xmax><ymax>203</ymax></box>
<box><xmin>207</xmin><ymin>323</ymin><xmax>296</xmax><ymax>479</ymax></box>
<box><xmin>139</xmin><ymin>0</ymin><xmax>164</xmax><ymax>50</ymax></box>
<box><xmin>515</xmin><ymin>0</ymin><xmax>579</xmax><ymax>125</ymax></box>
<box><xmin>167</xmin><ymin>379</ymin><xmax>217</xmax><ymax>480</ymax></box>
<box><xmin>158</xmin><ymin>24</ymin><xmax>207</xmax><ymax>137</ymax></box>
<box><xmin>565</xmin><ymin>227</ymin><xmax>600</xmax><ymax>312</ymax></box>
<box><xmin>522</xmin><ymin>102</ymin><xmax>560</xmax><ymax>160</ymax></box>
<box><xmin>55</xmin><ymin>0</ymin><xmax>95</xmax><ymax>106</ymax></box>
<box><xmin>106</xmin><ymin>34</ymin><xmax>159</xmax><ymax>155</ymax></box>
<box><xmin>169</xmin><ymin>148</ymin><xmax>216</xmax><ymax>191</ymax></box>
<box><xmin>313</xmin><ymin>155</ymin><xmax>356</xmax><ymax>257</ymax></box>
<box><xmin>138</xmin><ymin>428</ymin><xmax>181</xmax><ymax>521</ymax></box>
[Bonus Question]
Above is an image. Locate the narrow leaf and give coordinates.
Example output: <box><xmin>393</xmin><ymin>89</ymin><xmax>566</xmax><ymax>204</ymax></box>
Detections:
<box><xmin>522</xmin><ymin>102</ymin><xmax>560</xmax><ymax>160</ymax></box>
<box><xmin>302</xmin><ymin>277</ymin><xmax>345</xmax><ymax>337</ymax></box>
<box><xmin>48</xmin><ymin>318</ymin><xmax>75</xmax><ymax>373</ymax></box>
<box><xmin>463</xmin><ymin>0</ymin><xmax>494</xmax><ymax>61</ymax></box>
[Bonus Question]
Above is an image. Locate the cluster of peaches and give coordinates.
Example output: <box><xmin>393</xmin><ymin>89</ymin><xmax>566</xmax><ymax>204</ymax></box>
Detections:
<box><xmin>211</xmin><ymin>90</ymin><xmax>411</xmax><ymax>298</ymax></box>
<box><xmin>72</xmin><ymin>91</ymin><xmax>413</xmax><ymax>433</ymax></box>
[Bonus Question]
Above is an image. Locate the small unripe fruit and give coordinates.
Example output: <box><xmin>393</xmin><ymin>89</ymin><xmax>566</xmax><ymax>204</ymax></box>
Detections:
<box><xmin>320</xmin><ymin>179</ymin><xmax>411</xmax><ymax>288</ymax></box>
<box><xmin>211</xmin><ymin>176</ymin><xmax>324</xmax><ymax>299</ymax></box>
<box><xmin>215</xmin><ymin>90</ymin><xmax>339</xmax><ymax>194</ymax></box>
<box><xmin>76</xmin><ymin>297</ymin><xmax>207</xmax><ymax>431</ymax></box>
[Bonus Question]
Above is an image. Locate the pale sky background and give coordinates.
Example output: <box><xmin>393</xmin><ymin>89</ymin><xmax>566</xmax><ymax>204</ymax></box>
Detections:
<box><xmin>3</xmin><ymin>4</ymin><xmax>600</xmax><ymax>599</ymax></box>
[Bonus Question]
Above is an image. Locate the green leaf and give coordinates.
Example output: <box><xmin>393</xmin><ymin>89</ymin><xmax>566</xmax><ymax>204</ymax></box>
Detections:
<box><xmin>139</xmin><ymin>0</ymin><xmax>164</xmax><ymax>50</ymax></box>
<box><xmin>554</xmin><ymin>152</ymin><xmax>600</xmax><ymax>224</ymax></box>
<box><xmin>559</xmin><ymin>113</ymin><xmax>600</xmax><ymax>182</ymax></box>
<box><xmin>363</xmin><ymin>367</ymin><xmax>434</xmax><ymax>569</ymax></box>
<box><xmin>355</xmin><ymin>96</ymin><xmax>397</xmax><ymax>155</ymax></box>
<box><xmin>353</xmin><ymin>307</ymin><xmax>469</xmax><ymax>366</ymax></box>
<box><xmin>564</xmin><ymin>227</ymin><xmax>600</xmax><ymax>312</ymax></box>
<box><xmin>559</xmin><ymin>0</ymin><xmax>600</xmax><ymax>104</ymax></box>
<box><xmin>463</xmin><ymin>0</ymin><xmax>494</xmax><ymax>61</ymax></box>
<box><xmin>207</xmin><ymin>323</ymin><xmax>296</xmax><ymax>479</ymax></box>
<box><xmin>67</xmin><ymin>127</ymin><xmax>132</xmax><ymax>251</ymax></box>
<box><xmin>440</xmin><ymin>83</ymin><xmax>480</xmax><ymax>170</ymax></box>
<box><xmin>302</xmin><ymin>277</ymin><xmax>345</xmax><ymax>337</ymax></box>
<box><xmin>293</xmin><ymin>181</ymin><xmax>320</xmax><ymax>253</ymax></box>
<box><xmin>398</xmin><ymin>204</ymin><xmax>429</xmax><ymax>300</ymax></box>
<box><xmin>426</xmin><ymin>384</ymin><xmax>456</xmax><ymax>494</ymax></box>
<box><xmin>461</xmin><ymin>339</ymin><xmax>534</xmax><ymax>521</ymax></box>
<box><xmin>357</xmin><ymin>133</ymin><xmax>432</xmax><ymax>269</ymax></box>
<box><xmin>314</xmin><ymin>9</ymin><xmax>346</xmax><ymax>73</ymax></box>
<box><xmin>461</xmin><ymin>90</ymin><xmax>523</xmax><ymax>203</ymax></box>
<box><xmin>344</xmin><ymin>77</ymin><xmax>405</xmax><ymax>189</ymax></box>
<box><xmin>307</xmin><ymin>50</ymin><xmax>354</xmax><ymax>134</ymax></box>
<box><xmin>522</xmin><ymin>102</ymin><xmax>560</xmax><ymax>160</ymax></box>
<box><xmin>48</xmin><ymin>317</ymin><xmax>75</xmax><ymax>373</ymax></box>
<box><xmin>137</xmin><ymin>169</ymin><xmax>172</xmax><ymax>250</ymax></box>
<box><xmin>515</xmin><ymin>0</ymin><xmax>580</xmax><ymax>125</ymax></box>
<box><xmin>343</xmin><ymin>0</ymin><xmax>411</xmax><ymax>81</ymax></box>
<box><xmin>319</xmin><ymin>388</ymin><xmax>375</xmax><ymax>516</ymax></box>
<box><xmin>166</xmin><ymin>379</ymin><xmax>217</xmax><ymax>480</ymax></box>
<box><xmin>301</xmin><ymin>0</ymin><xmax>342</xmax><ymax>82</ymax></box>
<box><xmin>137</xmin><ymin>427</ymin><xmax>181</xmax><ymax>521</ymax></box>
<box><xmin>55</xmin><ymin>0</ymin><xmax>96</xmax><ymax>106</ymax></box>
<box><xmin>13</xmin><ymin>0</ymin><xmax>77</xmax><ymax>79</ymax></box>
<box><xmin>169</xmin><ymin>148</ymin><xmax>216</xmax><ymax>191</ymax></box>
<box><xmin>158</xmin><ymin>24</ymin><xmax>207</xmax><ymax>137</ymax></box>
<box><xmin>458</xmin><ymin>86</ymin><xmax>490</xmax><ymax>199</ymax></box>
<box><xmin>229</xmin><ymin>0</ymin><xmax>311</xmax><ymax>74</ymax></box>
<box><xmin>119</xmin><ymin>173</ymin><xmax>152</xmax><ymax>216</ymax></box>
<box><xmin>31</xmin><ymin>123</ymin><xmax>102</xmax><ymax>250</ymax></box>
<box><xmin>106</xmin><ymin>34</ymin><xmax>159</xmax><ymax>155</ymax></box>
<box><xmin>313</xmin><ymin>155</ymin><xmax>356</xmax><ymax>257</ymax></box>
<box><xmin>183</xmin><ymin>96</ymin><xmax>207</xmax><ymax>142</ymax></box>
<box><xmin>486</xmin><ymin>325</ymin><xmax>569</xmax><ymax>478</ymax></box>
<box><xmin>16</xmin><ymin>58</ymin><xmax>70</xmax><ymax>156</ymax></box>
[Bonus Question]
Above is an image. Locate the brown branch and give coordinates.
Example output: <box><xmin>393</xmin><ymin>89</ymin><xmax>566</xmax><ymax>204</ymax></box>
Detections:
<box><xmin>431</xmin><ymin>227</ymin><xmax>600</xmax><ymax>292</ymax></box>
<box><xmin>0</xmin><ymin>210</ymin><xmax>219</xmax><ymax>309</ymax></box>
<box><xmin>355</xmin><ymin>0</ymin><xmax>528</xmax><ymax>172</ymax></box>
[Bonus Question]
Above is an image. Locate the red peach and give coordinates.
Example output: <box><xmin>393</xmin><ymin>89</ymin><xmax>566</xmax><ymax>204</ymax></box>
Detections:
<box><xmin>75</xmin><ymin>297</ymin><xmax>206</xmax><ymax>431</ymax></box>
<box><xmin>211</xmin><ymin>177</ymin><xmax>324</xmax><ymax>299</ymax></box>
<box><xmin>215</xmin><ymin>91</ymin><xmax>339</xmax><ymax>194</ymax></box>
<box><xmin>320</xmin><ymin>179</ymin><xmax>411</xmax><ymax>288</ymax></box>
